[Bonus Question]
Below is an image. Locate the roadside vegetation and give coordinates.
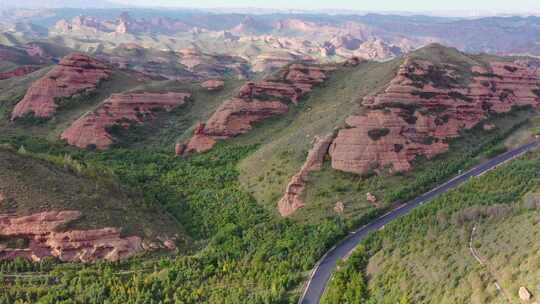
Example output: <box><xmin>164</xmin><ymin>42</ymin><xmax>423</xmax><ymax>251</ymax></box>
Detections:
<box><xmin>0</xmin><ymin>137</ymin><xmax>346</xmax><ymax>303</ymax></box>
<box><xmin>322</xmin><ymin>149</ymin><xmax>540</xmax><ymax>304</ymax></box>
<box><xmin>1</xmin><ymin>45</ymin><xmax>539</xmax><ymax>303</ymax></box>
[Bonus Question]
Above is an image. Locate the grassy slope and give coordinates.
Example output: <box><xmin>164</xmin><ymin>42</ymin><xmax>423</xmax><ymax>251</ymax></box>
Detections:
<box><xmin>0</xmin><ymin>66</ymin><xmax>51</xmax><ymax>120</ymax></box>
<box><xmin>0</xmin><ymin>66</ymin><xmax>145</xmax><ymax>153</ymax></box>
<box><xmin>0</xmin><ymin>45</ymin><xmax>539</xmax><ymax>303</ymax></box>
<box><xmin>321</xmin><ymin>149</ymin><xmax>540</xmax><ymax>304</ymax></box>
<box><xmin>0</xmin><ymin>62</ymin><xmax>243</xmax><ymax>151</ymax></box>
<box><xmin>110</xmin><ymin>78</ymin><xmax>244</xmax><ymax>150</ymax></box>
<box><xmin>472</xmin><ymin>198</ymin><xmax>540</xmax><ymax>303</ymax></box>
<box><xmin>0</xmin><ymin>147</ymin><xmax>184</xmax><ymax>241</ymax></box>
<box><xmin>0</xmin><ymin>70</ymin><xmax>142</xmax><ymax>140</ymax></box>
<box><xmin>302</xmin><ymin>108</ymin><xmax>534</xmax><ymax>225</ymax></box>
<box><xmin>238</xmin><ymin>44</ymin><xmax>538</xmax><ymax>226</ymax></box>
<box><xmin>237</xmin><ymin>60</ymin><xmax>402</xmax><ymax>217</ymax></box>
<box><xmin>369</xmin><ymin>151</ymin><xmax>540</xmax><ymax>303</ymax></box>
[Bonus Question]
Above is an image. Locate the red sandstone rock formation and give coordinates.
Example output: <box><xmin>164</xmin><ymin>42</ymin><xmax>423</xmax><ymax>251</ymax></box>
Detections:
<box><xmin>0</xmin><ymin>211</ymin><xmax>142</xmax><ymax>263</ymax></box>
<box><xmin>201</xmin><ymin>79</ymin><xmax>225</xmax><ymax>91</ymax></box>
<box><xmin>0</xmin><ymin>65</ymin><xmax>41</xmax><ymax>80</ymax></box>
<box><xmin>252</xmin><ymin>52</ymin><xmax>315</xmax><ymax>73</ymax></box>
<box><xmin>178</xmin><ymin>63</ymin><xmax>333</xmax><ymax>155</ymax></box>
<box><xmin>366</xmin><ymin>193</ymin><xmax>378</xmax><ymax>205</ymax></box>
<box><xmin>11</xmin><ymin>53</ymin><xmax>111</xmax><ymax>120</ymax></box>
<box><xmin>334</xmin><ymin>201</ymin><xmax>345</xmax><ymax>214</ymax></box>
<box><xmin>483</xmin><ymin>123</ymin><xmax>496</xmax><ymax>131</ymax></box>
<box><xmin>519</xmin><ymin>287</ymin><xmax>532</xmax><ymax>301</ymax></box>
<box><xmin>278</xmin><ymin>133</ymin><xmax>335</xmax><ymax>217</ymax></box>
<box><xmin>330</xmin><ymin>59</ymin><xmax>540</xmax><ymax>175</ymax></box>
<box><xmin>201</xmin><ymin>98</ymin><xmax>289</xmax><ymax>138</ymax></box>
<box><xmin>61</xmin><ymin>92</ymin><xmax>190</xmax><ymax>149</ymax></box>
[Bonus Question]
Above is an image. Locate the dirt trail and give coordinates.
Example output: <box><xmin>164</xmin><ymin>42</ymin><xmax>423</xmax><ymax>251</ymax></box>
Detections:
<box><xmin>469</xmin><ymin>224</ymin><xmax>514</xmax><ymax>303</ymax></box>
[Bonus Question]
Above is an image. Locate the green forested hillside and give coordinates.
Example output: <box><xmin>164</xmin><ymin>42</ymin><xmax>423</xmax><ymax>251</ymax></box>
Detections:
<box><xmin>0</xmin><ymin>45</ymin><xmax>539</xmax><ymax>304</ymax></box>
<box><xmin>0</xmin><ymin>146</ymin><xmax>183</xmax><ymax>240</ymax></box>
<box><xmin>322</xmin><ymin>149</ymin><xmax>540</xmax><ymax>304</ymax></box>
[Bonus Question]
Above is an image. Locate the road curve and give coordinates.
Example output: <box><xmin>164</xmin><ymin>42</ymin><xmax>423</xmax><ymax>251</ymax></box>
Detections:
<box><xmin>299</xmin><ymin>140</ymin><xmax>540</xmax><ymax>304</ymax></box>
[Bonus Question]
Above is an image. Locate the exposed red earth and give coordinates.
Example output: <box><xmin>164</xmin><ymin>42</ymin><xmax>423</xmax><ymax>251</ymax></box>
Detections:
<box><xmin>0</xmin><ymin>211</ymin><xmax>142</xmax><ymax>263</ymax></box>
<box><xmin>61</xmin><ymin>92</ymin><xmax>191</xmax><ymax>149</ymax></box>
<box><xmin>178</xmin><ymin>63</ymin><xmax>333</xmax><ymax>155</ymax></box>
<box><xmin>330</xmin><ymin>59</ymin><xmax>540</xmax><ymax>175</ymax></box>
<box><xmin>201</xmin><ymin>79</ymin><xmax>225</xmax><ymax>91</ymax></box>
<box><xmin>11</xmin><ymin>53</ymin><xmax>112</xmax><ymax>120</ymax></box>
<box><xmin>0</xmin><ymin>65</ymin><xmax>40</xmax><ymax>80</ymax></box>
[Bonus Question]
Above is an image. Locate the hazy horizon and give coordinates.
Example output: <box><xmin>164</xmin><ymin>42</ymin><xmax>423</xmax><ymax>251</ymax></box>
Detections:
<box><xmin>113</xmin><ymin>0</ymin><xmax>540</xmax><ymax>14</ymax></box>
<box><xmin>2</xmin><ymin>0</ymin><xmax>540</xmax><ymax>16</ymax></box>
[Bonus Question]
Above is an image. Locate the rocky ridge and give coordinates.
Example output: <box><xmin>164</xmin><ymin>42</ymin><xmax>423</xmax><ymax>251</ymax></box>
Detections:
<box><xmin>0</xmin><ymin>65</ymin><xmax>40</xmax><ymax>80</ymax></box>
<box><xmin>11</xmin><ymin>53</ymin><xmax>112</xmax><ymax>120</ymax></box>
<box><xmin>0</xmin><ymin>211</ymin><xmax>142</xmax><ymax>263</ymax></box>
<box><xmin>178</xmin><ymin>63</ymin><xmax>333</xmax><ymax>155</ymax></box>
<box><xmin>55</xmin><ymin>12</ymin><xmax>191</xmax><ymax>35</ymax></box>
<box><xmin>278</xmin><ymin>133</ymin><xmax>334</xmax><ymax>217</ymax></box>
<box><xmin>61</xmin><ymin>92</ymin><xmax>191</xmax><ymax>149</ymax></box>
<box><xmin>0</xmin><ymin>44</ymin><xmax>47</xmax><ymax>65</ymax></box>
<box><xmin>99</xmin><ymin>45</ymin><xmax>250</xmax><ymax>81</ymax></box>
<box><xmin>201</xmin><ymin>79</ymin><xmax>225</xmax><ymax>91</ymax></box>
<box><xmin>330</xmin><ymin>58</ymin><xmax>540</xmax><ymax>175</ymax></box>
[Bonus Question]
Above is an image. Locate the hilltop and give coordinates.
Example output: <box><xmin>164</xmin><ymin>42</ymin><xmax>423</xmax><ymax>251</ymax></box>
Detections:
<box><xmin>0</xmin><ymin>146</ymin><xmax>184</xmax><ymax>262</ymax></box>
<box><xmin>0</xmin><ymin>41</ymin><xmax>539</xmax><ymax>303</ymax></box>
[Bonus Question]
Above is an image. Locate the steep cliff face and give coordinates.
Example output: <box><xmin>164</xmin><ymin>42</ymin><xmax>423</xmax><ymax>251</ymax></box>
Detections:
<box><xmin>11</xmin><ymin>53</ymin><xmax>112</xmax><ymax>120</ymax></box>
<box><xmin>178</xmin><ymin>63</ymin><xmax>333</xmax><ymax>155</ymax></box>
<box><xmin>330</xmin><ymin>59</ymin><xmax>540</xmax><ymax>175</ymax></box>
<box><xmin>61</xmin><ymin>92</ymin><xmax>190</xmax><ymax>149</ymax></box>
<box><xmin>0</xmin><ymin>211</ymin><xmax>142</xmax><ymax>263</ymax></box>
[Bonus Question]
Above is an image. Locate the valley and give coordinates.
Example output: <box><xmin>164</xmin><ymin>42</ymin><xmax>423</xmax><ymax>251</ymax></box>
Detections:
<box><xmin>1</xmin><ymin>4</ymin><xmax>540</xmax><ymax>303</ymax></box>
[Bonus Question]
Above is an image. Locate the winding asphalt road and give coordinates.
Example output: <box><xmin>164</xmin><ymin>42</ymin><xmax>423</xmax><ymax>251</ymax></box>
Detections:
<box><xmin>299</xmin><ymin>140</ymin><xmax>540</xmax><ymax>304</ymax></box>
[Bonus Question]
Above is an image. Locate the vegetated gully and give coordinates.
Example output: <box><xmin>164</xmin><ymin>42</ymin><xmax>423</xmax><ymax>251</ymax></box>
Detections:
<box><xmin>300</xmin><ymin>140</ymin><xmax>540</xmax><ymax>304</ymax></box>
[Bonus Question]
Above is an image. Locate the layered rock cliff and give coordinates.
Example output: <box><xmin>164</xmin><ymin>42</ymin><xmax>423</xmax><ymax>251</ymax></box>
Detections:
<box><xmin>0</xmin><ymin>65</ymin><xmax>40</xmax><ymax>80</ymax></box>
<box><xmin>178</xmin><ymin>63</ymin><xmax>333</xmax><ymax>155</ymax></box>
<box><xmin>11</xmin><ymin>53</ymin><xmax>112</xmax><ymax>120</ymax></box>
<box><xmin>330</xmin><ymin>59</ymin><xmax>540</xmax><ymax>175</ymax></box>
<box><xmin>61</xmin><ymin>92</ymin><xmax>190</xmax><ymax>149</ymax></box>
<box><xmin>278</xmin><ymin>133</ymin><xmax>335</xmax><ymax>217</ymax></box>
<box><xmin>0</xmin><ymin>211</ymin><xmax>142</xmax><ymax>263</ymax></box>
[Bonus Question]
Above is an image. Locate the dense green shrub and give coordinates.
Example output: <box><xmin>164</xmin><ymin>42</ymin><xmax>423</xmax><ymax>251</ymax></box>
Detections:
<box><xmin>367</xmin><ymin>128</ymin><xmax>390</xmax><ymax>141</ymax></box>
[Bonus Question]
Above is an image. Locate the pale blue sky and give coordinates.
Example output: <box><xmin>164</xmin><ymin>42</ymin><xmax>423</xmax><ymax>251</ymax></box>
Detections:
<box><xmin>112</xmin><ymin>0</ymin><xmax>540</xmax><ymax>12</ymax></box>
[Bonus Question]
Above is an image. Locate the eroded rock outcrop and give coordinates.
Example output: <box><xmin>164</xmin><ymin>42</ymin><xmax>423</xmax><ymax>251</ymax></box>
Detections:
<box><xmin>201</xmin><ymin>79</ymin><xmax>225</xmax><ymax>91</ymax></box>
<box><xmin>0</xmin><ymin>65</ymin><xmax>40</xmax><ymax>80</ymax></box>
<box><xmin>11</xmin><ymin>53</ymin><xmax>111</xmax><ymax>120</ymax></box>
<box><xmin>0</xmin><ymin>211</ymin><xmax>142</xmax><ymax>262</ymax></box>
<box><xmin>278</xmin><ymin>133</ymin><xmax>334</xmax><ymax>216</ymax></box>
<box><xmin>252</xmin><ymin>52</ymin><xmax>314</xmax><ymax>73</ymax></box>
<box><xmin>61</xmin><ymin>92</ymin><xmax>190</xmax><ymax>149</ymax></box>
<box><xmin>179</xmin><ymin>63</ymin><xmax>333</xmax><ymax>155</ymax></box>
<box><xmin>0</xmin><ymin>45</ymin><xmax>46</xmax><ymax>65</ymax></box>
<box><xmin>519</xmin><ymin>286</ymin><xmax>532</xmax><ymax>301</ymax></box>
<box><xmin>330</xmin><ymin>59</ymin><xmax>540</xmax><ymax>175</ymax></box>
